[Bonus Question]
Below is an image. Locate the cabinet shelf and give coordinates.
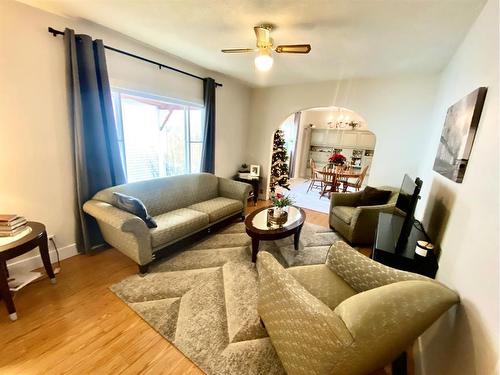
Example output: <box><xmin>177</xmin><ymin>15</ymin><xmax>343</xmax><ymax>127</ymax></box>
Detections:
<box><xmin>310</xmin><ymin>144</ymin><xmax>374</xmax><ymax>151</ymax></box>
<box><xmin>305</xmin><ymin>129</ymin><xmax>376</xmax><ymax>179</ymax></box>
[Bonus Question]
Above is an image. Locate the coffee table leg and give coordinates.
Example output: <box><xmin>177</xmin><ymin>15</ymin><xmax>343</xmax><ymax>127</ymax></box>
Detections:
<box><xmin>294</xmin><ymin>226</ymin><xmax>303</xmax><ymax>251</ymax></box>
<box><xmin>0</xmin><ymin>260</ymin><xmax>17</xmax><ymax>321</ymax></box>
<box><xmin>39</xmin><ymin>231</ymin><xmax>56</xmax><ymax>284</ymax></box>
<box><xmin>251</xmin><ymin>237</ymin><xmax>260</xmax><ymax>263</ymax></box>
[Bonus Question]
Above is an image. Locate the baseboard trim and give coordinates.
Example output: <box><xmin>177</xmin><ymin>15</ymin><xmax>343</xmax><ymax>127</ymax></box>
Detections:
<box><xmin>6</xmin><ymin>243</ymin><xmax>79</xmax><ymax>273</ymax></box>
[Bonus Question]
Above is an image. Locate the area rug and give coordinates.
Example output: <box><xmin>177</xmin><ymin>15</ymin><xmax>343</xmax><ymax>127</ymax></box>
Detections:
<box><xmin>111</xmin><ymin>221</ymin><xmax>341</xmax><ymax>374</ymax></box>
<box><xmin>287</xmin><ymin>178</ymin><xmax>330</xmax><ymax>214</ymax></box>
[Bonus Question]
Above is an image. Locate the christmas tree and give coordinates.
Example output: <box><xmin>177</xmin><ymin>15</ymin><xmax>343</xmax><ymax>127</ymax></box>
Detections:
<box><xmin>269</xmin><ymin>130</ymin><xmax>290</xmax><ymax>193</ymax></box>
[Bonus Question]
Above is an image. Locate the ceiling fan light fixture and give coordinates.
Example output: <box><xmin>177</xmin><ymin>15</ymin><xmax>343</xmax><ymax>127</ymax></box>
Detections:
<box><xmin>254</xmin><ymin>49</ymin><xmax>273</xmax><ymax>72</ymax></box>
<box><xmin>222</xmin><ymin>25</ymin><xmax>310</xmax><ymax>71</ymax></box>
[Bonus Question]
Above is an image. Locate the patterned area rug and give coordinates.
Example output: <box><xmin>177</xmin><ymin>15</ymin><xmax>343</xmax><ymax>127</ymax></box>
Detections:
<box><xmin>287</xmin><ymin>178</ymin><xmax>331</xmax><ymax>213</ymax></box>
<box><xmin>111</xmin><ymin>221</ymin><xmax>341</xmax><ymax>374</ymax></box>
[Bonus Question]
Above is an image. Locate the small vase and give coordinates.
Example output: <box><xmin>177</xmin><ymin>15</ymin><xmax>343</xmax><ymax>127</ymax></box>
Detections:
<box><xmin>273</xmin><ymin>206</ymin><xmax>284</xmax><ymax>218</ymax></box>
<box><xmin>269</xmin><ymin>206</ymin><xmax>289</xmax><ymax>226</ymax></box>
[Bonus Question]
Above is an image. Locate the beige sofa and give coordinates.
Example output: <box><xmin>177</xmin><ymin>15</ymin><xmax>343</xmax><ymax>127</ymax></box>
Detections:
<box><xmin>257</xmin><ymin>242</ymin><xmax>459</xmax><ymax>375</ymax></box>
<box><xmin>83</xmin><ymin>173</ymin><xmax>251</xmax><ymax>272</ymax></box>
<box><xmin>329</xmin><ymin>187</ymin><xmax>399</xmax><ymax>245</ymax></box>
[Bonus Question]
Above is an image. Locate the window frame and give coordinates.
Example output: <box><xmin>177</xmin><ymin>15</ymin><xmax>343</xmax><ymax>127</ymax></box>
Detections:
<box><xmin>111</xmin><ymin>87</ymin><xmax>205</xmax><ymax>181</ymax></box>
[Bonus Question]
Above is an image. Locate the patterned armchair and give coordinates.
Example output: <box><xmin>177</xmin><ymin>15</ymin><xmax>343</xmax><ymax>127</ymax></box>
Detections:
<box><xmin>257</xmin><ymin>242</ymin><xmax>459</xmax><ymax>375</ymax></box>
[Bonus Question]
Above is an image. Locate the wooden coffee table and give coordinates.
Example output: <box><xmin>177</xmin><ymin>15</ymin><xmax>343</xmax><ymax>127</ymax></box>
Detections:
<box><xmin>245</xmin><ymin>206</ymin><xmax>306</xmax><ymax>263</ymax></box>
<box><xmin>0</xmin><ymin>222</ymin><xmax>56</xmax><ymax>321</ymax></box>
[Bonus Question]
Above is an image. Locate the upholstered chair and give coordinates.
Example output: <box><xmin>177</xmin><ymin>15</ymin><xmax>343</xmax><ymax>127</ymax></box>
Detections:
<box><xmin>257</xmin><ymin>242</ymin><xmax>459</xmax><ymax>375</ymax></box>
<box><xmin>329</xmin><ymin>187</ymin><xmax>399</xmax><ymax>245</ymax></box>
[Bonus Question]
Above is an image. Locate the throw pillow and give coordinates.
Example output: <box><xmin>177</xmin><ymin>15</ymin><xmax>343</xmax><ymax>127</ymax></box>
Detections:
<box><xmin>358</xmin><ymin>186</ymin><xmax>392</xmax><ymax>206</ymax></box>
<box><xmin>112</xmin><ymin>192</ymin><xmax>157</xmax><ymax>228</ymax></box>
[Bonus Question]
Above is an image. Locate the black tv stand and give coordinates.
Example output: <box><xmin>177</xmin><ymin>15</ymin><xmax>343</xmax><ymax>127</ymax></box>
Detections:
<box><xmin>372</xmin><ymin>212</ymin><xmax>438</xmax><ymax>278</ymax></box>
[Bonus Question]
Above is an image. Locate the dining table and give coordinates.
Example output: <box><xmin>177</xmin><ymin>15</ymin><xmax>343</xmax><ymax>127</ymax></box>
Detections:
<box><xmin>316</xmin><ymin>168</ymin><xmax>362</xmax><ymax>198</ymax></box>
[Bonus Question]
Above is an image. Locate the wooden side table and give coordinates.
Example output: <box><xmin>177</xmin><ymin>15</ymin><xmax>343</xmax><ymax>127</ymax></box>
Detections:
<box><xmin>0</xmin><ymin>222</ymin><xmax>56</xmax><ymax>321</ymax></box>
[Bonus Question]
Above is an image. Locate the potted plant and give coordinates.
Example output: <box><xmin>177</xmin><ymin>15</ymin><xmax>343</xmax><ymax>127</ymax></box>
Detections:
<box><xmin>270</xmin><ymin>193</ymin><xmax>294</xmax><ymax>218</ymax></box>
<box><xmin>328</xmin><ymin>153</ymin><xmax>347</xmax><ymax>167</ymax></box>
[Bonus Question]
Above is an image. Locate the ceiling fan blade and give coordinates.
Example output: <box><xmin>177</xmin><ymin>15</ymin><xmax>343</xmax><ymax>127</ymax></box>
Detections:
<box><xmin>275</xmin><ymin>44</ymin><xmax>311</xmax><ymax>54</ymax></box>
<box><xmin>221</xmin><ymin>48</ymin><xmax>256</xmax><ymax>53</ymax></box>
<box><xmin>254</xmin><ymin>26</ymin><xmax>271</xmax><ymax>47</ymax></box>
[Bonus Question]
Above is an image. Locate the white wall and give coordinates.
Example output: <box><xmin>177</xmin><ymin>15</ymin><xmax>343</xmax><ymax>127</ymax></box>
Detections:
<box><xmin>0</xmin><ymin>0</ymin><xmax>251</xmax><ymax>262</ymax></box>
<box><xmin>415</xmin><ymin>0</ymin><xmax>499</xmax><ymax>374</ymax></box>
<box><xmin>246</xmin><ymin>75</ymin><xmax>438</xmax><ymax>198</ymax></box>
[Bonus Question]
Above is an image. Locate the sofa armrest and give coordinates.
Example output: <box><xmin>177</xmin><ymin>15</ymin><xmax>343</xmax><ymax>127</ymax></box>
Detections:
<box><xmin>326</xmin><ymin>241</ymin><xmax>428</xmax><ymax>292</ymax></box>
<box><xmin>83</xmin><ymin>200</ymin><xmax>152</xmax><ymax>265</ymax></box>
<box><xmin>257</xmin><ymin>251</ymin><xmax>353</xmax><ymax>374</ymax></box>
<box><xmin>83</xmin><ymin>200</ymin><xmax>148</xmax><ymax>234</ymax></box>
<box><xmin>334</xmin><ymin>280</ymin><xmax>459</xmax><ymax>371</ymax></box>
<box><xmin>330</xmin><ymin>191</ymin><xmax>362</xmax><ymax>211</ymax></box>
<box><xmin>353</xmin><ymin>203</ymin><xmax>396</xmax><ymax>219</ymax></box>
<box><xmin>218</xmin><ymin>177</ymin><xmax>252</xmax><ymax>210</ymax></box>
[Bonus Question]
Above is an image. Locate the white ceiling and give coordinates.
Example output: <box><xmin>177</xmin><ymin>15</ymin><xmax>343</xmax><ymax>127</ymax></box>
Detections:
<box><xmin>20</xmin><ymin>0</ymin><xmax>486</xmax><ymax>87</ymax></box>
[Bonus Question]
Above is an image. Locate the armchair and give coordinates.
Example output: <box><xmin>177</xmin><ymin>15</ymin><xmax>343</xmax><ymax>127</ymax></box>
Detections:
<box><xmin>257</xmin><ymin>242</ymin><xmax>459</xmax><ymax>375</ymax></box>
<box><xmin>329</xmin><ymin>187</ymin><xmax>399</xmax><ymax>245</ymax></box>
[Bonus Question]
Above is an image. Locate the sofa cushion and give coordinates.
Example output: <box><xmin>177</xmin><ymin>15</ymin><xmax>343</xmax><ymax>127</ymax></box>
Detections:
<box><xmin>112</xmin><ymin>192</ymin><xmax>157</xmax><ymax>228</ymax></box>
<box><xmin>150</xmin><ymin>208</ymin><xmax>209</xmax><ymax>248</ymax></box>
<box><xmin>287</xmin><ymin>264</ymin><xmax>357</xmax><ymax>310</ymax></box>
<box><xmin>188</xmin><ymin>197</ymin><xmax>243</xmax><ymax>223</ymax></box>
<box><xmin>332</xmin><ymin>206</ymin><xmax>356</xmax><ymax>225</ymax></box>
<box><xmin>358</xmin><ymin>186</ymin><xmax>392</xmax><ymax>206</ymax></box>
<box><xmin>93</xmin><ymin>173</ymin><xmax>219</xmax><ymax>216</ymax></box>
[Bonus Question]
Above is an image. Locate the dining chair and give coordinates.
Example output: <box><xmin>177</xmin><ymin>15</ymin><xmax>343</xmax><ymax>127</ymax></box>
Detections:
<box><xmin>342</xmin><ymin>165</ymin><xmax>369</xmax><ymax>192</ymax></box>
<box><xmin>319</xmin><ymin>165</ymin><xmax>336</xmax><ymax>198</ymax></box>
<box><xmin>336</xmin><ymin>165</ymin><xmax>351</xmax><ymax>191</ymax></box>
<box><xmin>306</xmin><ymin>159</ymin><xmax>323</xmax><ymax>193</ymax></box>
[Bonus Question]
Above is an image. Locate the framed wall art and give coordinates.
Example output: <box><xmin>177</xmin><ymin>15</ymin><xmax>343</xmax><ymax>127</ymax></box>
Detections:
<box><xmin>433</xmin><ymin>87</ymin><xmax>487</xmax><ymax>183</ymax></box>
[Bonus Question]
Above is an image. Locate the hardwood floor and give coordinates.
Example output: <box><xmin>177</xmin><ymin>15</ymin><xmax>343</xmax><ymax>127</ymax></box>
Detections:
<box><xmin>0</xmin><ymin>202</ymin><xmax>396</xmax><ymax>374</ymax></box>
<box><xmin>0</xmin><ymin>242</ymin><xmax>203</xmax><ymax>374</ymax></box>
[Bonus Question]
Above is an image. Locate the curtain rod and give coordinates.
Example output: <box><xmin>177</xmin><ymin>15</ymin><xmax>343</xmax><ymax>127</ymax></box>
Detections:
<box><xmin>48</xmin><ymin>27</ymin><xmax>222</xmax><ymax>87</ymax></box>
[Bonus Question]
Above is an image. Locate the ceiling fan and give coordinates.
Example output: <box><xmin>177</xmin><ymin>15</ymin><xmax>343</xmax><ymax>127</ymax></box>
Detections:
<box><xmin>221</xmin><ymin>25</ymin><xmax>311</xmax><ymax>72</ymax></box>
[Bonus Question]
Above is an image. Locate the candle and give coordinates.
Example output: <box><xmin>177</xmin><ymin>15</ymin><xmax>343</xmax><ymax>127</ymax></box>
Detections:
<box><xmin>415</xmin><ymin>240</ymin><xmax>434</xmax><ymax>257</ymax></box>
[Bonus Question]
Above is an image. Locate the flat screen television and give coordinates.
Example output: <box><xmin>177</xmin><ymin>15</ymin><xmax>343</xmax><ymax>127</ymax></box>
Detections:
<box><xmin>394</xmin><ymin>174</ymin><xmax>423</xmax><ymax>251</ymax></box>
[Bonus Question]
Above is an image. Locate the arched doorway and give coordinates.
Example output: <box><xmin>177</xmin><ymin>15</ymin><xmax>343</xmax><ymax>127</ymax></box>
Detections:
<box><xmin>270</xmin><ymin>106</ymin><xmax>376</xmax><ymax>213</ymax></box>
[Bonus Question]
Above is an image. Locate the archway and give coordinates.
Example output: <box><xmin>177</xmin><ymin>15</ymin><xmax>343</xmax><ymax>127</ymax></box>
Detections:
<box><xmin>269</xmin><ymin>106</ymin><xmax>376</xmax><ymax>213</ymax></box>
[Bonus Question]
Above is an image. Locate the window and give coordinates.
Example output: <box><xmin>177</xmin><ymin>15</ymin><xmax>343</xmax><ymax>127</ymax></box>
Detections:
<box><xmin>112</xmin><ymin>90</ymin><xmax>204</xmax><ymax>182</ymax></box>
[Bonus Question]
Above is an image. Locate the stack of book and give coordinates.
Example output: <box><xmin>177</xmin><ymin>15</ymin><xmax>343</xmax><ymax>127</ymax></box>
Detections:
<box><xmin>0</xmin><ymin>215</ymin><xmax>28</xmax><ymax>237</ymax></box>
